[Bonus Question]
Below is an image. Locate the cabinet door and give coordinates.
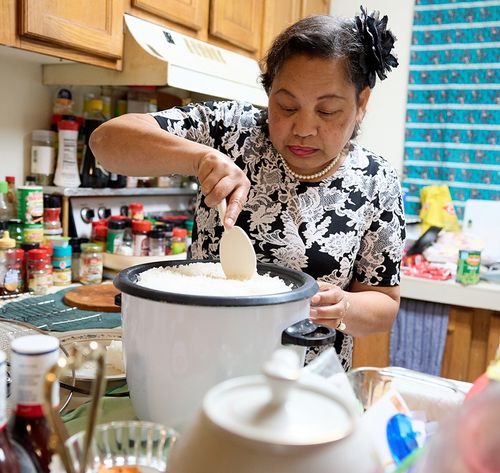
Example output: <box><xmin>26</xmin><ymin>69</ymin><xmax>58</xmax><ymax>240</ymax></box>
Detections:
<box><xmin>19</xmin><ymin>0</ymin><xmax>123</xmax><ymax>60</ymax></box>
<box><xmin>131</xmin><ymin>0</ymin><xmax>207</xmax><ymax>32</ymax></box>
<box><xmin>0</xmin><ymin>0</ymin><xmax>16</xmax><ymax>46</ymax></box>
<box><xmin>261</xmin><ymin>0</ymin><xmax>301</xmax><ymax>57</ymax></box>
<box><xmin>209</xmin><ymin>0</ymin><xmax>264</xmax><ymax>53</ymax></box>
<box><xmin>301</xmin><ymin>0</ymin><xmax>330</xmax><ymax>16</ymax></box>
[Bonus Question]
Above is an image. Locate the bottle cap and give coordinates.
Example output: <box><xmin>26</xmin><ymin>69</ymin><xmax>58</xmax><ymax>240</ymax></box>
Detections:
<box><xmin>132</xmin><ymin>220</ymin><xmax>152</xmax><ymax>232</ymax></box>
<box><xmin>31</xmin><ymin>129</ymin><xmax>56</xmax><ymax>144</ymax></box>
<box><xmin>172</xmin><ymin>227</ymin><xmax>188</xmax><ymax>237</ymax></box>
<box><xmin>0</xmin><ymin>230</ymin><xmax>15</xmax><ymax>249</ymax></box>
<box><xmin>11</xmin><ymin>334</ymin><xmax>59</xmax><ymax>355</ymax></box>
<box><xmin>88</xmin><ymin>99</ymin><xmax>104</xmax><ymax>111</ymax></box>
<box><xmin>81</xmin><ymin>243</ymin><xmax>102</xmax><ymax>253</ymax></box>
<box><xmin>5</xmin><ymin>176</ymin><xmax>15</xmax><ymax>184</ymax></box>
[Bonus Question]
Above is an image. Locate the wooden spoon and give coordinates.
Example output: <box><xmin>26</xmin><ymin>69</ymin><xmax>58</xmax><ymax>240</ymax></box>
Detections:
<box><xmin>217</xmin><ymin>199</ymin><xmax>257</xmax><ymax>280</ymax></box>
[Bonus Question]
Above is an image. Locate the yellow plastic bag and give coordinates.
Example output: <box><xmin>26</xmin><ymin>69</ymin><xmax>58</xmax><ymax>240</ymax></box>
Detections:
<box><xmin>419</xmin><ymin>185</ymin><xmax>460</xmax><ymax>233</ymax></box>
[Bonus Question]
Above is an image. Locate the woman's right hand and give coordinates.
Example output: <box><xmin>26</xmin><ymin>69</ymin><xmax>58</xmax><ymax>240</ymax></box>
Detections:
<box><xmin>197</xmin><ymin>149</ymin><xmax>250</xmax><ymax>228</ymax></box>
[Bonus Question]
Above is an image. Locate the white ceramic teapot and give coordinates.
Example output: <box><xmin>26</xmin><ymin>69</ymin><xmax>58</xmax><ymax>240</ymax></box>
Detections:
<box><xmin>168</xmin><ymin>348</ymin><xmax>382</xmax><ymax>473</ymax></box>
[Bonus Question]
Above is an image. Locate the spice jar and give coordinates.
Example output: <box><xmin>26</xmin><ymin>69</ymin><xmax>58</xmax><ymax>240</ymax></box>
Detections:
<box><xmin>128</xmin><ymin>203</ymin><xmax>144</xmax><ymax>221</ymax></box>
<box><xmin>69</xmin><ymin>237</ymin><xmax>88</xmax><ymax>282</ymax></box>
<box><xmin>0</xmin><ymin>231</ymin><xmax>19</xmax><ymax>297</ymax></box>
<box><xmin>52</xmin><ymin>245</ymin><xmax>72</xmax><ymax>286</ymax></box>
<box><xmin>132</xmin><ymin>220</ymin><xmax>152</xmax><ymax>256</ymax></box>
<box><xmin>79</xmin><ymin>243</ymin><xmax>103</xmax><ymax>285</ymax></box>
<box><xmin>171</xmin><ymin>227</ymin><xmax>188</xmax><ymax>255</ymax></box>
<box><xmin>148</xmin><ymin>229</ymin><xmax>167</xmax><ymax>256</ymax></box>
<box><xmin>106</xmin><ymin>217</ymin><xmax>127</xmax><ymax>254</ymax></box>
<box><xmin>27</xmin><ymin>248</ymin><xmax>50</xmax><ymax>295</ymax></box>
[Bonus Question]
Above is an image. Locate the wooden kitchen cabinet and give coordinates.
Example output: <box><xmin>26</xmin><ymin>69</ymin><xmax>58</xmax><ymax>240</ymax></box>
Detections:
<box><xmin>352</xmin><ymin>303</ymin><xmax>500</xmax><ymax>383</ymax></box>
<box><xmin>301</xmin><ymin>0</ymin><xmax>330</xmax><ymax>17</ymax></box>
<box><xmin>261</xmin><ymin>0</ymin><xmax>301</xmax><ymax>57</ymax></box>
<box><xmin>0</xmin><ymin>0</ymin><xmax>124</xmax><ymax>69</ymax></box>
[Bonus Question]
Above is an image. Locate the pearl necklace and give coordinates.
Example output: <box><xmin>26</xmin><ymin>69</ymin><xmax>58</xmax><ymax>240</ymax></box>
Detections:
<box><xmin>281</xmin><ymin>149</ymin><xmax>344</xmax><ymax>181</ymax></box>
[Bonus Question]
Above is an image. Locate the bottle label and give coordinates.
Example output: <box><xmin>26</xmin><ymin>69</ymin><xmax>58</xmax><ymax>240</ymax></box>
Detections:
<box><xmin>31</xmin><ymin>145</ymin><xmax>56</xmax><ymax>175</ymax></box>
<box><xmin>11</xmin><ymin>348</ymin><xmax>60</xmax><ymax>416</ymax></box>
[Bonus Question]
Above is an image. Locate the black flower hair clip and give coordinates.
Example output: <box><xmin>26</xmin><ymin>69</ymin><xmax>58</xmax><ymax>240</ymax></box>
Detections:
<box><xmin>354</xmin><ymin>6</ymin><xmax>399</xmax><ymax>88</ymax></box>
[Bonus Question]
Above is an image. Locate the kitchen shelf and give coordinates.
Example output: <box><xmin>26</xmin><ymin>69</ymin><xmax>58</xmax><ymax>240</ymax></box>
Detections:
<box><xmin>42</xmin><ymin>186</ymin><xmax>198</xmax><ymax>197</ymax></box>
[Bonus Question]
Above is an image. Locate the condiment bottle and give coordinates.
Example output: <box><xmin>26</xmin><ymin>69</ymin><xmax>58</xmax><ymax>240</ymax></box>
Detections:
<box><xmin>79</xmin><ymin>243</ymin><xmax>103</xmax><ymax>285</ymax></box>
<box><xmin>5</xmin><ymin>176</ymin><xmax>18</xmax><ymax>219</ymax></box>
<box><xmin>21</xmin><ymin>243</ymin><xmax>39</xmax><ymax>290</ymax></box>
<box><xmin>132</xmin><ymin>220</ymin><xmax>152</xmax><ymax>256</ymax></box>
<box><xmin>148</xmin><ymin>229</ymin><xmax>167</xmax><ymax>256</ymax></box>
<box><xmin>52</xmin><ymin>245</ymin><xmax>72</xmax><ymax>286</ymax></box>
<box><xmin>7</xmin><ymin>219</ymin><xmax>23</xmax><ymax>248</ymax></box>
<box><xmin>128</xmin><ymin>202</ymin><xmax>144</xmax><ymax>221</ymax></box>
<box><xmin>0</xmin><ymin>182</ymin><xmax>8</xmax><ymax>221</ymax></box>
<box><xmin>106</xmin><ymin>217</ymin><xmax>127</xmax><ymax>254</ymax></box>
<box><xmin>0</xmin><ymin>350</ymin><xmax>21</xmax><ymax>472</ymax></box>
<box><xmin>171</xmin><ymin>227</ymin><xmax>188</xmax><ymax>255</ymax></box>
<box><xmin>0</xmin><ymin>231</ymin><xmax>19</xmax><ymax>297</ymax></box>
<box><xmin>30</xmin><ymin>130</ymin><xmax>56</xmax><ymax>186</ymax></box>
<box><xmin>8</xmin><ymin>335</ymin><xmax>65</xmax><ymax>473</ymax></box>
<box><xmin>27</xmin><ymin>248</ymin><xmax>50</xmax><ymax>295</ymax></box>
<box><xmin>69</xmin><ymin>237</ymin><xmax>88</xmax><ymax>282</ymax></box>
<box><xmin>53</xmin><ymin>119</ymin><xmax>80</xmax><ymax>188</ymax></box>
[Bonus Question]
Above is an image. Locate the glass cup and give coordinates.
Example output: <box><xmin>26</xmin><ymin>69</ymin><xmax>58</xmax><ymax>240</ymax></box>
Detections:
<box><xmin>63</xmin><ymin>421</ymin><xmax>178</xmax><ymax>472</ymax></box>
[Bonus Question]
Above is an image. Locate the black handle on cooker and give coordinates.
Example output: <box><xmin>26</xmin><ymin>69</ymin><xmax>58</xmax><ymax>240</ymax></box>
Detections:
<box><xmin>281</xmin><ymin>318</ymin><xmax>336</xmax><ymax>347</ymax></box>
<box><xmin>114</xmin><ymin>293</ymin><xmax>122</xmax><ymax>307</ymax></box>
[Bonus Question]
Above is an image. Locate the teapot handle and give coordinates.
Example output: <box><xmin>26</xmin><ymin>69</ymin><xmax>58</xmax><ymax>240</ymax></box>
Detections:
<box><xmin>44</xmin><ymin>341</ymin><xmax>107</xmax><ymax>473</ymax></box>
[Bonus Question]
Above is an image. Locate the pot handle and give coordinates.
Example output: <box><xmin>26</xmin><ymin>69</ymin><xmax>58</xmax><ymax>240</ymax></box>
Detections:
<box><xmin>282</xmin><ymin>318</ymin><xmax>336</xmax><ymax>347</ymax></box>
<box><xmin>114</xmin><ymin>292</ymin><xmax>122</xmax><ymax>307</ymax></box>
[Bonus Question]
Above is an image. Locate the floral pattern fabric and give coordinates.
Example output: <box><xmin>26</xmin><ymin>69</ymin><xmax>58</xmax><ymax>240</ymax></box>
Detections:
<box><xmin>153</xmin><ymin>101</ymin><xmax>406</xmax><ymax>369</ymax></box>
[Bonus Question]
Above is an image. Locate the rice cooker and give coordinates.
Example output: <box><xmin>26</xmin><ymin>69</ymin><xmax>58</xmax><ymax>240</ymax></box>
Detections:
<box><xmin>114</xmin><ymin>260</ymin><xmax>336</xmax><ymax>431</ymax></box>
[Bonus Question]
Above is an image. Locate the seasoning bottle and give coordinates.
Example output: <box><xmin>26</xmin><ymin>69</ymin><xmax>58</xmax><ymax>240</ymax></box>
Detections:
<box><xmin>53</xmin><ymin>119</ymin><xmax>80</xmax><ymax>188</ymax></box>
<box><xmin>30</xmin><ymin>130</ymin><xmax>56</xmax><ymax>186</ymax></box>
<box><xmin>7</xmin><ymin>219</ymin><xmax>23</xmax><ymax>248</ymax></box>
<box><xmin>9</xmin><ymin>335</ymin><xmax>65</xmax><ymax>473</ymax></box>
<box><xmin>69</xmin><ymin>237</ymin><xmax>88</xmax><ymax>282</ymax></box>
<box><xmin>43</xmin><ymin>196</ymin><xmax>62</xmax><ymax>237</ymax></box>
<box><xmin>0</xmin><ymin>182</ymin><xmax>8</xmax><ymax>221</ymax></box>
<box><xmin>0</xmin><ymin>350</ymin><xmax>21</xmax><ymax>472</ymax></box>
<box><xmin>5</xmin><ymin>176</ymin><xmax>17</xmax><ymax>219</ymax></box>
<box><xmin>79</xmin><ymin>243</ymin><xmax>103</xmax><ymax>285</ymax></box>
<box><xmin>21</xmin><ymin>243</ymin><xmax>38</xmax><ymax>291</ymax></box>
<box><xmin>39</xmin><ymin>243</ymin><xmax>54</xmax><ymax>289</ymax></box>
<box><xmin>0</xmin><ymin>231</ymin><xmax>19</xmax><ymax>298</ymax></box>
<box><xmin>106</xmin><ymin>217</ymin><xmax>127</xmax><ymax>254</ymax></box>
<box><xmin>27</xmin><ymin>248</ymin><xmax>50</xmax><ymax>295</ymax></box>
<box><xmin>52</xmin><ymin>245</ymin><xmax>72</xmax><ymax>286</ymax></box>
<box><xmin>128</xmin><ymin>202</ymin><xmax>144</xmax><ymax>221</ymax></box>
<box><xmin>171</xmin><ymin>227</ymin><xmax>188</xmax><ymax>255</ymax></box>
<box><xmin>148</xmin><ymin>229</ymin><xmax>167</xmax><ymax>256</ymax></box>
<box><xmin>14</xmin><ymin>249</ymin><xmax>25</xmax><ymax>293</ymax></box>
<box><xmin>132</xmin><ymin>220</ymin><xmax>152</xmax><ymax>256</ymax></box>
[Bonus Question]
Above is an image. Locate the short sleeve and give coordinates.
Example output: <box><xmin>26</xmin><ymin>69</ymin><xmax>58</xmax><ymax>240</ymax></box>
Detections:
<box><xmin>354</xmin><ymin>165</ymin><xmax>406</xmax><ymax>286</ymax></box>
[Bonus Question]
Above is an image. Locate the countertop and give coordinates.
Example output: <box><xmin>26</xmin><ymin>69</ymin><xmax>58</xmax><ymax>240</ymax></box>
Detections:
<box><xmin>400</xmin><ymin>274</ymin><xmax>500</xmax><ymax>311</ymax></box>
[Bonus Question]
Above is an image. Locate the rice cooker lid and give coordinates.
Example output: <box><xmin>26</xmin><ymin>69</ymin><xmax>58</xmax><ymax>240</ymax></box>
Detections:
<box><xmin>114</xmin><ymin>259</ymin><xmax>318</xmax><ymax>306</ymax></box>
<box><xmin>203</xmin><ymin>349</ymin><xmax>354</xmax><ymax>445</ymax></box>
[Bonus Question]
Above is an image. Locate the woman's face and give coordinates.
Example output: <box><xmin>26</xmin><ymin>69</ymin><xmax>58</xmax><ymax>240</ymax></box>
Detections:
<box><xmin>268</xmin><ymin>54</ymin><xmax>370</xmax><ymax>175</ymax></box>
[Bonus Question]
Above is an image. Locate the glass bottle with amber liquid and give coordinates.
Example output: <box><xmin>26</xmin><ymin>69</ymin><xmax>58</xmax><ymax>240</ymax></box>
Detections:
<box><xmin>0</xmin><ymin>350</ymin><xmax>21</xmax><ymax>472</ymax></box>
<box><xmin>8</xmin><ymin>335</ymin><xmax>65</xmax><ymax>473</ymax></box>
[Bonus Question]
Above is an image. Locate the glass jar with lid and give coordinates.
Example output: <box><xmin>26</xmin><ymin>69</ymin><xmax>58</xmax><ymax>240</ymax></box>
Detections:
<box><xmin>79</xmin><ymin>243</ymin><xmax>103</xmax><ymax>285</ymax></box>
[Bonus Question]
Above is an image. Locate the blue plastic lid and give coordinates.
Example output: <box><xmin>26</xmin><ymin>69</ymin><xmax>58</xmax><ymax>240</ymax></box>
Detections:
<box><xmin>53</xmin><ymin>245</ymin><xmax>72</xmax><ymax>257</ymax></box>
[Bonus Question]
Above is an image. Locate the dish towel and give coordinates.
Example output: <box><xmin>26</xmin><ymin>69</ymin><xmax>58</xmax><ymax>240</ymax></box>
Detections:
<box><xmin>390</xmin><ymin>298</ymin><xmax>449</xmax><ymax>376</ymax></box>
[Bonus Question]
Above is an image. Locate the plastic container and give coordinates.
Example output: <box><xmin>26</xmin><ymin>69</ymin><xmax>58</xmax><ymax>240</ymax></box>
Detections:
<box><xmin>17</xmin><ymin>186</ymin><xmax>43</xmax><ymax>225</ymax></box>
<box><xmin>27</xmin><ymin>248</ymin><xmax>50</xmax><ymax>295</ymax></box>
<box><xmin>43</xmin><ymin>207</ymin><xmax>62</xmax><ymax>236</ymax></box>
<box><xmin>52</xmin><ymin>245</ymin><xmax>72</xmax><ymax>286</ymax></box>
<box><xmin>69</xmin><ymin>237</ymin><xmax>88</xmax><ymax>283</ymax></box>
<box><xmin>79</xmin><ymin>243</ymin><xmax>103</xmax><ymax>285</ymax></box>
<box><xmin>0</xmin><ymin>231</ymin><xmax>19</xmax><ymax>297</ymax></box>
<box><xmin>53</xmin><ymin>119</ymin><xmax>80</xmax><ymax>188</ymax></box>
<box><xmin>106</xmin><ymin>218</ymin><xmax>127</xmax><ymax>254</ymax></box>
<box><xmin>129</xmin><ymin>203</ymin><xmax>144</xmax><ymax>221</ymax></box>
<box><xmin>30</xmin><ymin>130</ymin><xmax>56</xmax><ymax>186</ymax></box>
<box><xmin>148</xmin><ymin>229</ymin><xmax>167</xmax><ymax>257</ymax></box>
<box><xmin>132</xmin><ymin>220</ymin><xmax>152</xmax><ymax>256</ymax></box>
<box><xmin>171</xmin><ymin>227</ymin><xmax>187</xmax><ymax>255</ymax></box>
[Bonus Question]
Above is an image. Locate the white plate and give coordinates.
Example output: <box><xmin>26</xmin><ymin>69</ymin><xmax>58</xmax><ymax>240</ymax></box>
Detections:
<box><xmin>55</xmin><ymin>328</ymin><xmax>125</xmax><ymax>381</ymax></box>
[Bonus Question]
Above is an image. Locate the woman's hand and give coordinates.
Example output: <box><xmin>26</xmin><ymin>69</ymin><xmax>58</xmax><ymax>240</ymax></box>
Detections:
<box><xmin>197</xmin><ymin>149</ymin><xmax>250</xmax><ymax>228</ymax></box>
<box><xmin>309</xmin><ymin>282</ymin><xmax>350</xmax><ymax>331</ymax></box>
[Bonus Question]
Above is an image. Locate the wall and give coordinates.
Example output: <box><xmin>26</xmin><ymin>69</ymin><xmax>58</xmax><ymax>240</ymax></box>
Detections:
<box><xmin>0</xmin><ymin>0</ymin><xmax>415</xmax><ymax>182</ymax></box>
<box><xmin>0</xmin><ymin>47</ymin><xmax>53</xmax><ymax>183</ymax></box>
<box><xmin>330</xmin><ymin>1</ymin><xmax>415</xmax><ymax>175</ymax></box>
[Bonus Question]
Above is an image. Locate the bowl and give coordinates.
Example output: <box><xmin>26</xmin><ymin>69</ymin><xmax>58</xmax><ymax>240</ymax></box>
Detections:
<box><xmin>63</xmin><ymin>421</ymin><xmax>178</xmax><ymax>472</ymax></box>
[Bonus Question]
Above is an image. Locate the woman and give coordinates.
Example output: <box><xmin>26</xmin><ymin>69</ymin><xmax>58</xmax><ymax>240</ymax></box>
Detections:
<box><xmin>90</xmin><ymin>8</ymin><xmax>405</xmax><ymax>369</ymax></box>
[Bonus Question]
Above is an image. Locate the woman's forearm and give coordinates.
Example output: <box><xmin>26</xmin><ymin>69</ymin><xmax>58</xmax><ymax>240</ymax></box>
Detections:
<box><xmin>89</xmin><ymin>113</ymin><xmax>212</xmax><ymax>177</ymax></box>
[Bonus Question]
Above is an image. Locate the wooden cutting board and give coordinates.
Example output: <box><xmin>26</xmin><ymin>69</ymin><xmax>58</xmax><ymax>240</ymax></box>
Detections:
<box><xmin>63</xmin><ymin>284</ymin><xmax>121</xmax><ymax>312</ymax></box>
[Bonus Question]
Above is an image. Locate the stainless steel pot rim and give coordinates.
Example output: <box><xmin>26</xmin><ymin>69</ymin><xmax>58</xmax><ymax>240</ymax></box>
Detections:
<box><xmin>114</xmin><ymin>259</ymin><xmax>318</xmax><ymax>307</ymax></box>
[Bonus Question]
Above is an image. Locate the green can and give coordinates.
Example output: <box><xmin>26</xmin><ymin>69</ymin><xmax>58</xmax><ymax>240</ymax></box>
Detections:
<box><xmin>456</xmin><ymin>250</ymin><xmax>481</xmax><ymax>285</ymax></box>
<box><xmin>17</xmin><ymin>186</ymin><xmax>44</xmax><ymax>224</ymax></box>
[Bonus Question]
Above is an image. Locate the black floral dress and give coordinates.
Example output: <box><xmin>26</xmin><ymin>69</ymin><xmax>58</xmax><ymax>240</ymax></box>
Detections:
<box><xmin>152</xmin><ymin>101</ymin><xmax>406</xmax><ymax>369</ymax></box>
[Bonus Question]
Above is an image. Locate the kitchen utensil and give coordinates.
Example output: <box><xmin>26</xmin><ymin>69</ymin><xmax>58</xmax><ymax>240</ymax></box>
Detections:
<box><xmin>114</xmin><ymin>259</ymin><xmax>336</xmax><ymax>431</ymax></box>
<box><xmin>63</xmin><ymin>284</ymin><xmax>121</xmax><ymax>312</ymax></box>
<box><xmin>168</xmin><ymin>348</ymin><xmax>381</xmax><ymax>473</ymax></box>
<box><xmin>217</xmin><ymin>199</ymin><xmax>256</xmax><ymax>280</ymax></box>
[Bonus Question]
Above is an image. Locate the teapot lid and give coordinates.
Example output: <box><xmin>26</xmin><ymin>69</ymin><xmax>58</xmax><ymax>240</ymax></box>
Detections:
<box><xmin>203</xmin><ymin>349</ymin><xmax>354</xmax><ymax>446</ymax></box>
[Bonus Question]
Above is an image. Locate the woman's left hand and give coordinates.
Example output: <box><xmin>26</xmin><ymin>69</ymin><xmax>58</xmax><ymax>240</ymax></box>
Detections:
<box><xmin>309</xmin><ymin>282</ymin><xmax>350</xmax><ymax>331</ymax></box>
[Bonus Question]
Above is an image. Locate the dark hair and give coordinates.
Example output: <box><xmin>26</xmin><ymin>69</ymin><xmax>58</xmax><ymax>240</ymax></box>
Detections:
<box><xmin>260</xmin><ymin>10</ymin><xmax>398</xmax><ymax>98</ymax></box>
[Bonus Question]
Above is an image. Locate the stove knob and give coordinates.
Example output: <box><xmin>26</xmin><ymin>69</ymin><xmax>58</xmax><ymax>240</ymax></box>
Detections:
<box><xmin>80</xmin><ymin>208</ymin><xmax>95</xmax><ymax>224</ymax></box>
<box><xmin>98</xmin><ymin>207</ymin><xmax>111</xmax><ymax>219</ymax></box>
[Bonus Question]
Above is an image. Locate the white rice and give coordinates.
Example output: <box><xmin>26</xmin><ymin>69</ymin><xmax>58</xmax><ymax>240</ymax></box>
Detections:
<box><xmin>136</xmin><ymin>262</ymin><xmax>292</xmax><ymax>296</ymax></box>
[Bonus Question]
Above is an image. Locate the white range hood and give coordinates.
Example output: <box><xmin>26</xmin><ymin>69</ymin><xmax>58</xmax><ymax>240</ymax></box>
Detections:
<box><xmin>43</xmin><ymin>14</ymin><xmax>268</xmax><ymax>107</ymax></box>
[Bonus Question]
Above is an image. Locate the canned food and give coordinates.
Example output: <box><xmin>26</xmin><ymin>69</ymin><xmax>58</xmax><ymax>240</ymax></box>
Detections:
<box><xmin>17</xmin><ymin>186</ymin><xmax>44</xmax><ymax>224</ymax></box>
<box><xmin>456</xmin><ymin>250</ymin><xmax>481</xmax><ymax>285</ymax></box>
